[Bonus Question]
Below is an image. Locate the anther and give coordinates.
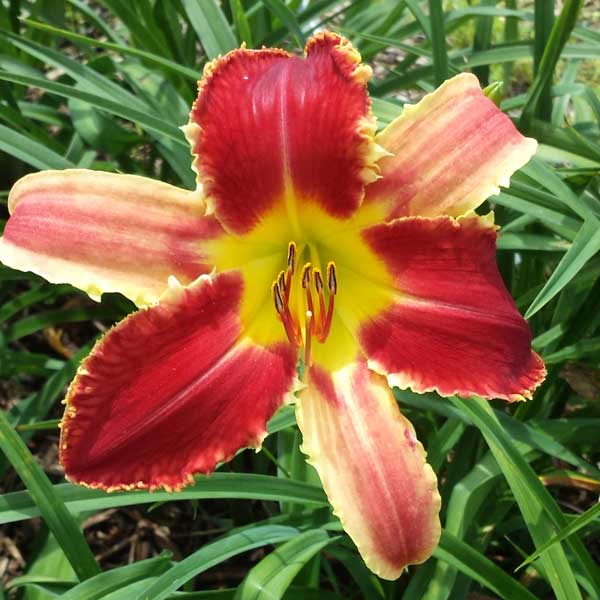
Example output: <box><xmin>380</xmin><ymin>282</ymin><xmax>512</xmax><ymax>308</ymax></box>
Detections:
<box><xmin>285</xmin><ymin>242</ymin><xmax>296</xmax><ymax>302</ymax></box>
<box><xmin>273</xmin><ymin>281</ymin><xmax>300</xmax><ymax>345</ymax></box>
<box><xmin>314</xmin><ymin>269</ymin><xmax>324</xmax><ymax>293</ymax></box>
<box><xmin>272</xmin><ymin>282</ymin><xmax>284</xmax><ymax>314</ymax></box>
<box><xmin>272</xmin><ymin>247</ymin><xmax>338</xmax><ymax>350</ymax></box>
<box><xmin>301</xmin><ymin>263</ymin><xmax>315</xmax><ymax>331</ymax></box>
<box><xmin>277</xmin><ymin>270</ymin><xmax>286</xmax><ymax>294</ymax></box>
<box><xmin>313</xmin><ymin>268</ymin><xmax>326</xmax><ymax>338</ymax></box>
<box><xmin>287</xmin><ymin>241</ymin><xmax>297</xmax><ymax>272</ymax></box>
<box><xmin>319</xmin><ymin>262</ymin><xmax>337</xmax><ymax>342</ymax></box>
<box><xmin>301</xmin><ymin>263</ymin><xmax>312</xmax><ymax>289</ymax></box>
<box><xmin>327</xmin><ymin>262</ymin><xmax>337</xmax><ymax>295</ymax></box>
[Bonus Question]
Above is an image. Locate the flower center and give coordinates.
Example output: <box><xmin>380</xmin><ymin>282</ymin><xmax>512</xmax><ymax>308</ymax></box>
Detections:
<box><xmin>271</xmin><ymin>241</ymin><xmax>337</xmax><ymax>366</ymax></box>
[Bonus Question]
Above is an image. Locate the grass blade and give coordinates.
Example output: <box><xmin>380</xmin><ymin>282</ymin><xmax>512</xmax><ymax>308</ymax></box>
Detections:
<box><xmin>236</xmin><ymin>529</ymin><xmax>335</xmax><ymax>600</ymax></box>
<box><xmin>525</xmin><ymin>217</ymin><xmax>600</xmax><ymax>318</ymax></box>
<box><xmin>435</xmin><ymin>531</ymin><xmax>538</xmax><ymax>600</ymax></box>
<box><xmin>229</xmin><ymin>0</ymin><xmax>253</xmax><ymax>47</ymax></box>
<box><xmin>450</xmin><ymin>396</ymin><xmax>590</xmax><ymax>599</ymax></box>
<box><xmin>427</xmin><ymin>0</ymin><xmax>448</xmax><ymax>85</ymax></box>
<box><xmin>60</xmin><ymin>553</ymin><xmax>172</xmax><ymax>600</ymax></box>
<box><xmin>518</xmin><ymin>502</ymin><xmax>600</xmax><ymax>570</ymax></box>
<box><xmin>0</xmin><ymin>474</ymin><xmax>328</xmax><ymax>524</ymax></box>
<box><xmin>0</xmin><ymin>411</ymin><xmax>99</xmax><ymax>580</ymax></box>
<box><xmin>23</xmin><ymin>19</ymin><xmax>201</xmax><ymax>80</ymax></box>
<box><xmin>134</xmin><ymin>526</ymin><xmax>299</xmax><ymax>600</ymax></box>
<box><xmin>533</xmin><ymin>0</ymin><xmax>556</xmax><ymax>121</ymax></box>
<box><xmin>0</xmin><ymin>72</ymin><xmax>186</xmax><ymax>146</ymax></box>
<box><xmin>261</xmin><ymin>0</ymin><xmax>305</xmax><ymax>48</ymax></box>
<box><xmin>520</xmin><ymin>0</ymin><xmax>584</xmax><ymax>130</ymax></box>
<box><xmin>0</xmin><ymin>124</ymin><xmax>74</xmax><ymax>170</ymax></box>
<box><xmin>181</xmin><ymin>0</ymin><xmax>238</xmax><ymax>59</ymax></box>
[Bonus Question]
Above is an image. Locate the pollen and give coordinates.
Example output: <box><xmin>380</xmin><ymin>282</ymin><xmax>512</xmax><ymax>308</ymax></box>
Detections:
<box><xmin>271</xmin><ymin>242</ymin><xmax>337</xmax><ymax>366</ymax></box>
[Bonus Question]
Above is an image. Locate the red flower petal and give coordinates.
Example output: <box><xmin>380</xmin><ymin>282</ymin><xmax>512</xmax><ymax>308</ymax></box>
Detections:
<box><xmin>297</xmin><ymin>361</ymin><xmax>441</xmax><ymax>579</ymax></box>
<box><xmin>60</xmin><ymin>271</ymin><xmax>298</xmax><ymax>491</ymax></box>
<box><xmin>0</xmin><ymin>170</ymin><xmax>223</xmax><ymax>306</ymax></box>
<box><xmin>186</xmin><ymin>32</ymin><xmax>380</xmax><ymax>233</ymax></box>
<box><xmin>360</xmin><ymin>215</ymin><xmax>545</xmax><ymax>400</ymax></box>
<box><xmin>365</xmin><ymin>74</ymin><xmax>537</xmax><ymax>218</ymax></box>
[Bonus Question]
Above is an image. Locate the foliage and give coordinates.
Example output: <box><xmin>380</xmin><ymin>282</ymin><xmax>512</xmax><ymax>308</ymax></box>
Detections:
<box><xmin>0</xmin><ymin>0</ymin><xmax>599</xmax><ymax>598</ymax></box>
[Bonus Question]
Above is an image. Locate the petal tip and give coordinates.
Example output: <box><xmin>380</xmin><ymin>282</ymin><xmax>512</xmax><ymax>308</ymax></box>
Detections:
<box><xmin>298</xmin><ymin>363</ymin><xmax>441</xmax><ymax>580</ymax></box>
<box><xmin>305</xmin><ymin>30</ymin><xmax>372</xmax><ymax>85</ymax></box>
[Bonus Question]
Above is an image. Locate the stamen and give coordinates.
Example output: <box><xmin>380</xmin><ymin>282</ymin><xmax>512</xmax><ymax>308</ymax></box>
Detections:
<box><xmin>314</xmin><ymin>269</ymin><xmax>324</xmax><ymax>294</ymax></box>
<box><xmin>313</xmin><ymin>268</ymin><xmax>326</xmax><ymax>336</ymax></box>
<box><xmin>272</xmin><ymin>247</ymin><xmax>338</xmax><ymax>351</ymax></box>
<box><xmin>272</xmin><ymin>281</ymin><xmax>284</xmax><ymax>314</ymax></box>
<box><xmin>320</xmin><ymin>262</ymin><xmax>337</xmax><ymax>342</ymax></box>
<box><xmin>301</xmin><ymin>262</ymin><xmax>312</xmax><ymax>289</ymax></box>
<box><xmin>287</xmin><ymin>242</ymin><xmax>297</xmax><ymax>272</ymax></box>
<box><xmin>304</xmin><ymin>310</ymin><xmax>313</xmax><ymax>367</ymax></box>
<box><xmin>327</xmin><ymin>261</ymin><xmax>337</xmax><ymax>295</ymax></box>
<box><xmin>285</xmin><ymin>242</ymin><xmax>296</xmax><ymax>302</ymax></box>
<box><xmin>272</xmin><ymin>282</ymin><xmax>299</xmax><ymax>345</ymax></box>
<box><xmin>301</xmin><ymin>263</ymin><xmax>315</xmax><ymax>328</ymax></box>
<box><xmin>277</xmin><ymin>270</ymin><xmax>286</xmax><ymax>294</ymax></box>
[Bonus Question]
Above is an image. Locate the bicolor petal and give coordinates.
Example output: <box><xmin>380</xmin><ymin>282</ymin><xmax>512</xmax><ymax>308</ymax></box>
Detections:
<box><xmin>60</xmin><ymin>271</ymin><xmax>298</xmax><ymax>491</ymax></box>
<box><xmin>0</xmin><ymin>170</ymin><xmax>223</xmax><ymax>306</ymax></box>
<box><xmin>296</xmin><ymin>360</ymin><xmax>441</xmax><ymax>580</ymax></box>
<box><xmin>365</xmin><ymin>73</ymin><xmax>537</xmax><ymax>218</ymax></box>
<box><xmin>360</xmin><ymin>214</ymin><xmax>545</xmax><ymax>400</ymax></box>
<box><xmin>185</xmin><ymin>32</ymin><xmax>383</xmax><ymax>233</ymax></box>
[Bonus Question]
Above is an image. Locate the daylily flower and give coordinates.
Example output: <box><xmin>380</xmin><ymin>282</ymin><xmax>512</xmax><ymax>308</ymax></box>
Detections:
<box><xmin>0</xmin><ymin>32</ymin><xmax>545</xmax><ymax>579</ymax></box>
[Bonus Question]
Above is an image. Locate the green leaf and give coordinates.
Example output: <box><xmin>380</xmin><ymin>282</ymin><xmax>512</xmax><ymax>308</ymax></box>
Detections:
<box><xmin>23</xmin><ymin>19</ymin><xmax>201</xmax><ymax>80</ymax></box>
<box><xmin>181</xmin><ymin>0</ymin><xmax>238</xmax><ymax>59</ymax></box>
<box><xmin>61</xmin><ymin>553</ymin><xmax>172</xmax><ymax>600</ymax></box>
<box><xmin>544</xmin><ymin>337</ymin><xmax>600</xmax><ymax>363</ymax></box>
<box><xmin>16</xmin><ymin>419</ymin><xmax>61</xmax><ymax>432</ymax></box>
<box><xmin>0</xmin><ymin>72</ymin><xmax>186</xmax><ymax>146</ymax></box>
<box><xmin>4</xmin><ymin>306</ymin><xmax>119</xmax><ymax>342</ymax></box>
<box><xmin>261</xmin><ymin>0</ymin><xmax>305</xmax><ymax>48</ymax></box>
<box><xmin>525</xmin><ymin>218</ymin><xmax>600</xmax><ymax>318</ymax></box>
<box><xmin>0</xmin><ymin>284</ymin><xmax>71</xmax><ymax>324</ymax></box>
<box><xmin>0</xmin><ymin>30</ymin><xmax>143</xmax><ymax>110</ymax></box>
<box><xmin>0</xmin><ymin>474</ymin><xmax>328</xmax><ymax>524</ymax></box>
<box><xmin>133</xmin><ymin>526</ymin><xmax>299</xmax><ymax>600</ymax></box>
<box><xmin>520</xmin><ymin>0</ymin><xmax>584</xmax><ymax>129</ymax></box>
<box><xmin>98</xmin><ymin>0</ymin><xmax>171</xmax><ymax>57</ymax></box>
<box><xmin>406</xmin><ymin>0</ymin><xmax>432</xmax><ymax>40</ymax></box>
<box><xmin>450</xmin><ymin>397</ymin><xmax>589</xmax><ymax>600</ymax></box>
<box><xmin>533</xmin><ymin>0</ymin><xmax>556</xmax><ymax>120</ymax></box>
<box><xmin>0</xmin><ymin>411</ymin><xmax>99</xmax><ymax>581</ymax></box>
<box><xmin>235</xmin><ymin>529</ymin><xmax>335</xmax><ymax>600</ymax></box>
<box><xmin>229</xmin><ymin>0</ymin><xmax>253</xmax><ymax>47</ymax></box>
<box><xmin>17</xmin><ymin>531</ymin><xmax>77</xmax><ymax>600</ymax></box>
<box><xmin>435</xmin><ymin>531</ymin><xmax>538</xmax><ymax>600</ymax></box>
<box><xmin>427</xmin><ymin>0</ymin><xmax>448</xmax><ymax>85</ymax></box>
<box><xmin>518</xmin><ymin>502</ymin><xmax>600</xmax><ymax>570</ymax></box>
<box><xmin>0</xmin><ymin>124</ymin><xmax>74</xmax><ymax>170</ymax></box>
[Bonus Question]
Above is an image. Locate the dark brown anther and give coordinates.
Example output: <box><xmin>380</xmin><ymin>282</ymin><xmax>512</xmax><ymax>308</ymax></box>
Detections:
<box><xmin>327</xmin><ymin>262</ymin><xmax>337</xmax><ymax>295</ymax></box>
<box><xmin>287</xmin><ymin>241</ymin><xmax>297</xmax><ymax>273</ymax></box>
<box><xmin>277</xmin><ymin>270</ymin><xmax>286</xmax><ymax>293</ymax></box>
<box><xmin>314</xmin><ymin>269</ymin><xmax>324</xmax><ymax>293</ymax></box>
<box><xmin>272</xmin><ymin>282</ymin><xmax>284</xmax><ymax>314</ymax></box>
<box><xmin>301</xmin><ymin>263</ymin><xmax>312</xmax><ymax>289</ymax></box>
